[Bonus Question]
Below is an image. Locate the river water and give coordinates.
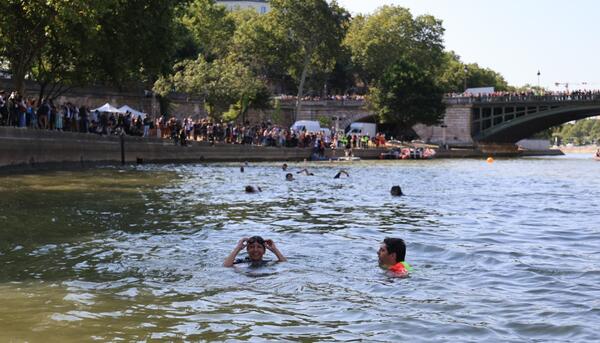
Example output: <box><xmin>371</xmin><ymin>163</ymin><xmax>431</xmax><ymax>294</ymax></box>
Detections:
<box><xmin>1</xmin><ymin>155</ymin><xmax>599</xmax><ymax>342</ymax></box>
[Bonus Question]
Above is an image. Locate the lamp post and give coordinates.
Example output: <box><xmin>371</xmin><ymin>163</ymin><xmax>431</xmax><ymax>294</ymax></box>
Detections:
<box><xmin>463</xmin><ymin>65</ymin><xmax>468</xmax><ymax>93</ymax></box>
<box><xmin>537</xmin><ymin>70</ymin><xmax>541</xmax><ymax>94</ymax></box>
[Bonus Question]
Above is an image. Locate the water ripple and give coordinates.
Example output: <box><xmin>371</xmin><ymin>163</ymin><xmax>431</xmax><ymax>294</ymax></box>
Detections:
<box><xmin>1</xmin><ymin>157</ymin><xmax>600</xmax><ymax>341</ymax></box>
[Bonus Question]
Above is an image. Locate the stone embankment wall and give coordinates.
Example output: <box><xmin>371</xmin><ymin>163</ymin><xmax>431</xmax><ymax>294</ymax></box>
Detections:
<box><xmin>0</xmin><ymin>128</ymin><xmax>386</xmax><ymax>171</ymax></box>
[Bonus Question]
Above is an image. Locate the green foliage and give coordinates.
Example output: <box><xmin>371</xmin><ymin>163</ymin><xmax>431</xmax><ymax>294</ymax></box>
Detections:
<box><xmin>181</xmin><ymin>0</ymin><xmax>236</xmax><ymax>61</ymax></box>
<box><xmin>1</xmin><ymin>0</ymin><xmax>518</xmax><ymax>123</ymax></box>
<box><xmin>0</xmin><ymin>0</ymin><xmax>182</xmax><ymax>98</ymax></box>
<box><xmin>437</xmin><ymin>51</ymin><xmax>509</xmax><ymax>92</ymax></box>
<box><xmin>552</xmin><ymin>119</ymin><xmax>600</xmax><ymax>145</ymax></box>
<box><xmin>229</xmin><ymin>10</ymin><xmax>291</xmax><ymax>83</ymax></box>
<box><xmin>368</xmin><ymin>59</ymin><xmax>445</xmax><ymax>128</ymax></box>
<box><xmin>270</xmin><ymin>0</ymin><xmax>350</xmax><ymax>109</ymax></box>
<box><xmin>0</xmin><ymin>0</ymin><xmax>99</xmax><ymax>94</ymax></box>
<box><xmin>316</xmin><ymin>115</ymin><xmax>330</xmax><ymax>127</ymax></box>
<box><xmin>271</xmin><ymin>99</ymin><xmax>283</xmax><ymax>123</ymax></box>
<box><xmin>344</xmin><ymin>6</ymin><xmax>445</xmax><ymax>86</ymax></box>
<box><xmin>154</xmin><ymin>55</ymin><xmax>271</xmax><ymax>120</ymax></box>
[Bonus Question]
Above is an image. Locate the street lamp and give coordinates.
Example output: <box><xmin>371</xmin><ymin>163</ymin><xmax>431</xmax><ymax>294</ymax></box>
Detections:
<box><xmin>463</xmin><ymin>65</ymin><xmax>468</xmax><ymax>93</ymax></box>
<box><xmin>537</xmin><ymin>70</ymin><xmax>541</xmax><ymax>94</ymax></box>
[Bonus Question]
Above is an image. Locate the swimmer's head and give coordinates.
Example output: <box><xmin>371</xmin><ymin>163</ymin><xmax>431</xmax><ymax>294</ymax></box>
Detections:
<box><xmin>390</xmin><ymin>185</ymin><xmax>403</xmax><ymax>196</ymax></box>
<box><xmin>379</xmin><ymin>237</ymin><xmax>406</xmax><ymax>266</ymax></box>
<box><xmin>245</xmin><ymin>185</ymin><xmax>257</xmax><ymax>193</ymax></box>
<box><xmin>247</xmin><ymin>235</ymin><xmax>266</xmax><ymax>261</ymax></box>
<box><xmin>285</xmin><ymin>173</ymin><xmax>294</xmax><ymax>181</ymax></box>
<box><xmin>282</xmin><ymin>163</ymin><xmax>288</xmax><ymax>171</ymax></box>
<box><xmin>240</xmin><ymin>166</ymin><xmax>245</xmax><ymax>173</ymax></box>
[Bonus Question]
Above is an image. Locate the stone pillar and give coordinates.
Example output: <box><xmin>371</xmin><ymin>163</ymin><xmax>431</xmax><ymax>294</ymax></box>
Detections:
<box><xmin>413</xmin><ymin>104</ymin><xmax>474</xmax><ymax>146</ymax></box>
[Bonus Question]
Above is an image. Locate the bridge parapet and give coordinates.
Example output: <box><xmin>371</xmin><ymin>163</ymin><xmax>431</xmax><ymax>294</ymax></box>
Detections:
<box><xmin>445</xmin><ymin>95</ymin><xmax>600</xmax><ymax>105</ymax></box>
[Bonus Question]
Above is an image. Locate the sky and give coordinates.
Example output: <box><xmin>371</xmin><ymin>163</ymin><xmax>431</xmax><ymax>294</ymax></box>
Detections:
<box><xmin>336</xmin><ymin>0</ymin><xmax>600</xmax><ymax>90</ymax></box>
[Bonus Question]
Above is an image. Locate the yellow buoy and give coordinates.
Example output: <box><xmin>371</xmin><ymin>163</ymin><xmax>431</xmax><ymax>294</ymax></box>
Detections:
<box><xmin>486</xmin><ymin>157</ymin><xmax>494</xmax><ymax>163</ymax></box>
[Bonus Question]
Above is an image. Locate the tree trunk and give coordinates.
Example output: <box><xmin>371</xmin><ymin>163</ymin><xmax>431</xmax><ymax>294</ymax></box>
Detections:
<box><xmin>12</xmin><ymin>67</ymin><xmax>26</xmax><ymax>96</ymax></box>
<box><xmin>37</xmin><ymin>82</ymin><xmax>47</xmax><ymax>105</ymax></box>
<box><xmin>294</xmin><ymin>52</ymin><xmax>312</xmax><ymax>123</ymax></box>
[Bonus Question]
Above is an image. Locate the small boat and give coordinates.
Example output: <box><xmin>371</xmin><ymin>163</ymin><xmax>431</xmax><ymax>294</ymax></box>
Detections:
<box><xmin>379</xmin><ymin>147</ymin><xmax>436</xmax><ymax>160</ymax></box>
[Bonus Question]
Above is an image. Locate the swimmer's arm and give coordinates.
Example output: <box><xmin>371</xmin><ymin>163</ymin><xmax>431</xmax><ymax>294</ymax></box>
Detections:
<box><xmin>266</xmin><ymin>240</ymin><xmax>287</xmax><ymax>263</ymax></box>
<box><xmin>223</xmin><ymin>238</ymin><xmax>247</xmax><ymax>267</ymax></box>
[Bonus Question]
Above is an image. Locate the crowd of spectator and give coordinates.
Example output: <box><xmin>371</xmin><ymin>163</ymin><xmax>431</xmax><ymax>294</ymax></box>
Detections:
<box><xmin>0</xmin><ymin>90</ymin><xmax>150</xmax><ymax>136</ymax></box>
<box><xmin>0</xmin><ymin>90</ymin><xmax>386</xmax><ymax>156</ymax></box>
<box><xmin>159</xmin><ymin>117</ymin><xmax>387</xmax><ymax>156</ymax></box>
<box><xmin>275</xmin><ymin>94</ymin><xmax>366</xmax><ymax>102</ymax></box>
<box><xmin>446</xmin><ymin>90</ymin><xmax>600</xmax><ymax>102</ymax></box>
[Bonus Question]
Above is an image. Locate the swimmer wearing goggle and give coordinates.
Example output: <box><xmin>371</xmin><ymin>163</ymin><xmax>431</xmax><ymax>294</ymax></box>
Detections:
<box><xmin>223</xmin><ymin>235</ymin><xmax>287</xmax><ymax>267</ymax></box>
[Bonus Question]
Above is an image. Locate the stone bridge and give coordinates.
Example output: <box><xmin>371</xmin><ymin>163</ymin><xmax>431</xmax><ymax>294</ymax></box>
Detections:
<box><xmin>452</xmin><ymin>95</ymin><xmax>600</xmax><ymax>143</ymax></box>
<box><xmin>281</xmin><ymin>94</ymin><xmax>600</xmax><ymax>146</ymax></box>
<box><xmin>278</xmin><ymin>99</ymin><xmax>475</xmax><ymax>145</ymax></box>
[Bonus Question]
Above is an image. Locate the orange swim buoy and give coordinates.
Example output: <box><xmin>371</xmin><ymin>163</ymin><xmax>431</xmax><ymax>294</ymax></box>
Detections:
<box><xmin>486</xmin><ymin>157</ymin><xmax>494</xmax><ymax>163</ymax></box>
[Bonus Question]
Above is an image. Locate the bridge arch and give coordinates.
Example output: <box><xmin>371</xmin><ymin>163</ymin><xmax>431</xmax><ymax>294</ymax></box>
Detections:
<box><xmin>475</xmin><ymin>105</ymin><xmax>600</xmax><ymax>143</ymax></box>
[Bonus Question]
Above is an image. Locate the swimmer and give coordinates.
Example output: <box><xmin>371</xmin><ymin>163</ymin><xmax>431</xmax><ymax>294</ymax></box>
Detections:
<box><xmin>297</xmin><ymin>168</ymin><xmax>314</xmax><ymax>176</ymax></box>
<box><xmin>390</xmin><ymin>185</ymin><xmax>403</xmax><ymax>196</ymax></box>
<box><xmin>285</xmin><ymin>173</ymin><xmax>294</xmax><ymax>181</ymax></box>
<box><xmin>245</xmin><ymin>185</ymin><xmax>262</xmax><ymax>193</ymax></box>
<box><xmin>240</xmin><ymin>166</ymin><xmax>245</xmax><ymax>173</ymax></box>
<box><xmin>378</xmin><ymin>237</ymin><xmax>412</xmax><ymax>277</ymax></box>
<box><xmin>333</xmin><ymin>170</ymin><xmax>349</xmax><ymax>179</ymax></box>
<box><xmin>223</xmin><ymin>236</ymin><xmax>287</xmax><ymax>267</ymax></box>
<box><xmin>282</xmin><ymin>163</ymin><xmax>288</xmax><ymax>171</ymax></box>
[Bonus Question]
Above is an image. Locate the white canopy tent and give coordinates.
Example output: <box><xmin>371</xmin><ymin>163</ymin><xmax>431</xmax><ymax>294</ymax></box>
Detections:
<box><xmin>91</xmin><ymin>103</ymin><xmax>124</xmax><ymax>113</ymax></box>
<box><xmin>118</xmin><ymin>105</ymin><xmax>147</xmax><ymax>119</ymax></box>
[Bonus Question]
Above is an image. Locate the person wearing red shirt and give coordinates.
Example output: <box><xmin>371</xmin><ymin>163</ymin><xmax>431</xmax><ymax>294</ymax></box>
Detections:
<box><xmin>378</xmin><ymin>237</ymin><xmax>412</xmax><ymax>277</ymax></box>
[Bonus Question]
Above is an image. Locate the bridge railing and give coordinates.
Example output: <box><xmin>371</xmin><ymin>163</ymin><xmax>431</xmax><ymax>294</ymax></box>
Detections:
<box><xmin>277</xmin><ymin>94</ymin><xmax>600</xmax><ymax>107</ymax></box>
<box><xmin>445</xmin><ymin>94</ymin><xmax>600</xmax><ymax>105</ymax></box>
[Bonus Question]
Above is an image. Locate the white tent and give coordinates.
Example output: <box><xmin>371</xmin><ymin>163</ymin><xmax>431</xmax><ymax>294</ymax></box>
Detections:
<box><xmin>92</xmin><ymin>103</ymin><xmax>124</xmax><ymax>113</ymax></box>
<box><xmin>118</xmin><ymin>105</ymin><xmax>146</xmax><ymax>119</ymax></box>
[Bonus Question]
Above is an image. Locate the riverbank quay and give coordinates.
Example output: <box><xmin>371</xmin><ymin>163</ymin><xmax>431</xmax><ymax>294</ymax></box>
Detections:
<box><xmin>0</xmin><ymin>128</ymin><xmax>387</xmax><ymax>172</ymax></box>
<box><xmin>558</xmin><ymin>144</ymin><xmax>599</xmax><ymax>154</ymax></box>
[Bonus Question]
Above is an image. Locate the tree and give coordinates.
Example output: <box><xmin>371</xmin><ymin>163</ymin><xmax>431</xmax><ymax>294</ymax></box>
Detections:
<box><xmin>344</xmin><ymin>6</ymin><xmax>445</xmax><ymax>86</ymax></box>
<box><xmin>0</xmin><ymin>0</ymin><xmax>96</xmax><ymax>95</ymax></box>
<box><xmin>0</xmin><ymin>1</ymin><xmax>182</xmax><ymax>99</ymax></box>
<box><xmin>154</xmin><ymin>55</ymin><xmax>271</xmax><ymax>120</ymax></box>
<box><xmin>90</xmin><ymin>0</ymin><xmax>182</xmax><ymax>87</ymax></box>
<box><xmin>180</xmin><ymin>0</ymin><xmax>236</xmax><ymax>61</ymax></box>
<box><xmin>368</xmin><ymin>59</ymin><xmax>445</xmax><ymax>129</ymax></box>
<box><xmin>437</xmin><ymin>51</ymin><xmax>509</xmax><ymax>93</ymax></box>
<box><xmin>229</xmin><ymin>11</ymin><xmax>292</xmax><ymax>92</ymax></box>
<box><xmin>270</xmin><ymin>0</ymin><xmax>350</xmax><ymax>120</ymax></box>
